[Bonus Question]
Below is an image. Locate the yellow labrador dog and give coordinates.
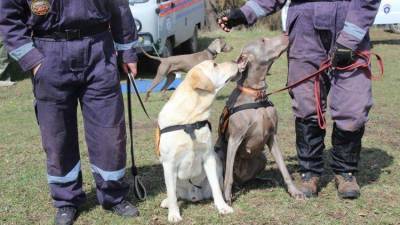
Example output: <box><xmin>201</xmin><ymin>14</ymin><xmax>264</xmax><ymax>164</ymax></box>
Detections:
<box><xmin>156</xmin><ymin>60</ymin><xmax>243</xmax><ymax>223</ymax></box>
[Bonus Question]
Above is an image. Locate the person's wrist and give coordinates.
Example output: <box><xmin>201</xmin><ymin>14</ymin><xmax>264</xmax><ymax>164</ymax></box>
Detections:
<box><xmin>226</xmin><ymin>9</ymin><xmax>247</xmax><ymax>28</ymax></box>
<box><xmin>332</xmin><ymin>44</ymin><xmax>354</xmax><ymax>67</ymax></box>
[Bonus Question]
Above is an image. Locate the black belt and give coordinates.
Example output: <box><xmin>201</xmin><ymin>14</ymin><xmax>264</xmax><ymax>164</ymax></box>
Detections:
<box><xmin>33</xmin><ymin>23</ymin><xmax>109</xmax><ymax>40</ymax></box>
<box><xmin>229</xmin><ymin>100</ymin><xmax>274</xmax><ymax>116</ymax></box>
<box><xmin>160</xmin><ymin>120</ymin><xmax>212</xmax><ymax>140</ymax></box>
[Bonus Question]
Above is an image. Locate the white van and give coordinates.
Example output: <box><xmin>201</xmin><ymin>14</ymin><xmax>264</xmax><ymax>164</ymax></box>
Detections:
<box><xmin>281</xmin><ymin>0</ymin><xmax>400</xmax><ymax>33</ymax></box>
<box><xmin>374</xmin><ymin>0</ymin><xmax>400</xmax><ymax>33</ymax></box>
<box><xmin>129</xmin><ymin>0</ymin><xmax>205</xmax><ymax>57</ymax></box>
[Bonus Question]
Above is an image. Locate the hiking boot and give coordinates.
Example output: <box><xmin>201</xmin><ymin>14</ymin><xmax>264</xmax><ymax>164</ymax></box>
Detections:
<box><xmin>335</xmin><ymin>172</ymin><xmax>360</xmax><ymax>199</ymax></box>
<box><xmin>111</xmin><ymin>200</ymin><xmax>140</xmax><ymax>217</ymax></box>
<box><xmin>55</xmin><ymin>206</ymin><xmax>77</xmax><ymax>225</ymax></box>
<box><xmin>300</xmin><ymin>172</ymin><xmax>320</xmax><ymax>198</ymax></box>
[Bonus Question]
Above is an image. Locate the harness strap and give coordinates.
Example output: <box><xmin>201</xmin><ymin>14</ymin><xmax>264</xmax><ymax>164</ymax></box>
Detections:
<box><xmin>160</xmin><ymin>120</ymin><xmax>212</xmax><ymax>139</ymax></box>
<box><xmin>229</xmin><ymin>100</ymin><xmax>274</xmax><ymax>115</ymax></box>
<box><xmin>189</xmin><ymin>179</ymin><xmax>202</xmax><ymax>189</ymax></box>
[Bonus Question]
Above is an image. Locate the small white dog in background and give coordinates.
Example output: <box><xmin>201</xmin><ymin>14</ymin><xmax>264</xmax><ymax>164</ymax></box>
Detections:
<box><xmin>156</xmin><ymin>60</ymin><xmax>244</xmax><ymax>223</ymax></box>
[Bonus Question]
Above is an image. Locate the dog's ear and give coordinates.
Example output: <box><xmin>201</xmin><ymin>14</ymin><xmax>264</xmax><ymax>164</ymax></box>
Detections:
<box><xmin>189</xmin><ymin>68</ymin><xmax>215</xmax><ymax>92</ymax></box>
<box><xmin>236</xmin><ymin>52</ymin><xmax>252</xmax><ymax>72</ymax></box>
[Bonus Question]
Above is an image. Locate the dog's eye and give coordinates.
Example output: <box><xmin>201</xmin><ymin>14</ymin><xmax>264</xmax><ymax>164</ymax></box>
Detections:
<box><xmin>213</xmin><ymin>63</ymin><xmax>217</xmax><ymax>67</ymax></box>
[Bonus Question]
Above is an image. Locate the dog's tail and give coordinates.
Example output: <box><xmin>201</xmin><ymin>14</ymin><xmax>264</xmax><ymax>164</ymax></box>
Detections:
<box><xmin>140</xmin><ymin>46</ymin><xmax>162</xmax><ymax>61</ymax></box>
<box><xmin>155</xmin><ymin>126</ymin><xmax>161</xmax><ymax>157</ymax></box>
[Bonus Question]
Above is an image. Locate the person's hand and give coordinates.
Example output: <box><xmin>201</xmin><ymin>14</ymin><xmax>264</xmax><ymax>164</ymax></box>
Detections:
<box><xmin>217</xmin><ymin>9</ymin><xmax>247</xmax><ymax>32</ymax></box>
<box><xmin>331</xmin><ymin>44</ymin><xmax>355</xmax><ymax>68</ymax></box>
<box><xmin>32</xmin><ymin>63</ymin><xmax>42</xmax><ymax>76</ymax></box>
<box><xmin>122</xmin><ymin>62</ymin><xmax>138</xmax><ymax>77</ymax></box>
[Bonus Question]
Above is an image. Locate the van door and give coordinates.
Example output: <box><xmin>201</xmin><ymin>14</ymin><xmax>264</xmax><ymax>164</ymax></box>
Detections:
<box><xmin>174</xmin><ymin>0</ymin><xmax>204</xmax><ymax>45</ymax></box>
<box><xmin>158</xmin><ymin>0</ymin><xmax>176</xmax><ymax>47</ymax></box>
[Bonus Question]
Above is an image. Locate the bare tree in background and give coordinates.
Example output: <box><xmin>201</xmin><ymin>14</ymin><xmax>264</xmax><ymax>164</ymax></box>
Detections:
<box><xmin>204</xmin><ymin>0</ymin><xmax>240</xmax><ymax>31</ymax></box>
<box><xmin>204</xmin><ymin>0</ymin><xmax>219</xmax><ymax>31</ymax></box>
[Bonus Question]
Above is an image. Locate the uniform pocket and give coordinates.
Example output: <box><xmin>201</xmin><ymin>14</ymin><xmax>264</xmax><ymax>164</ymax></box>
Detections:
<box><xmin>313</xmin><ymin>3</ymin><xmax>336</xmax><ymax>30</ymax></box>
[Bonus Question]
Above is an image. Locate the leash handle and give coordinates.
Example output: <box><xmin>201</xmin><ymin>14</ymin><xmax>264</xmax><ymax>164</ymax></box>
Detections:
<box><xmin>335</xmin><ymin>51</ymin><xmax>384</xmax><ymax>80</ymax></box>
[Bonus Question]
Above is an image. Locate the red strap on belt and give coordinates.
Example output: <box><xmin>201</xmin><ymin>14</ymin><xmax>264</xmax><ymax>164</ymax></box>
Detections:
<box><xmin>266</xmin><ymin>51</ymin><xmax>384</xmax><ymax>129</ymax></box>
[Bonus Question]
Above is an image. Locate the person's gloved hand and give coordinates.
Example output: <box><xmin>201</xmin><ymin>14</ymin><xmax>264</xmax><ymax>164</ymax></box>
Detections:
<box><xmin>217</xmin><ymin>9</ymin><xmax>247</xmax><ymax>32</ymax></box>
<box><xmin>331</xmin><ymin>44</ymin><xmax>355</xmax><ymax>67</ymax></box>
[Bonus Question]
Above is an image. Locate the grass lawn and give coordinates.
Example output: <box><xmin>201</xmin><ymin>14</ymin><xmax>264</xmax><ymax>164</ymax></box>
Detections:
<box><xmin>1</xmin><ymin>28</ymin><xmax>399</xmax><ymax>225</ymax></box>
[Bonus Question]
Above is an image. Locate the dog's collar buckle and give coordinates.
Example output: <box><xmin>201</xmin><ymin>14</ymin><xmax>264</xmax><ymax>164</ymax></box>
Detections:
<box><xmin>206</xmin><ymin>48</ymin><xmax>218</xmax><ymax>58</ymax></box>
<box><xmin>237</xmin><ymin>85</ymin><xmax>267</xmax><ymax>101</ymax></box>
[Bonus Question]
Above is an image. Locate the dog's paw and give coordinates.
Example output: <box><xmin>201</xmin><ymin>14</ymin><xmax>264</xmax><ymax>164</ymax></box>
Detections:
<box><xmin>216</xmin><ymin>203</ymin><xmax>234</xmax><ymax>215</ymax></box>
<box><xmin>288</xmin><ymin>186</ymin><xmax>306</xmax><ymax>200</ymax></box>
<box><xmin>168</xmin><ymin>211</ymin><xmax>183</xmax><ymax>223</ymax></box>
<box><xmin>161</xmin><ymin>198</ymin><xmax>169</xmax><ymax>208</ymax></box>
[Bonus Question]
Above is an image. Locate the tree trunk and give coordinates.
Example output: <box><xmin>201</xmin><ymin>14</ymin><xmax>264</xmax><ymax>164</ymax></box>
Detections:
<box><xmin>204</xmin><ymin>0</ymin><xmax>220</xmax><ymax>31</ymax></box>
<box><xmin>203</xmin><ymin>0</ymin><xmax>247</xmax><ymax>31</ymax></box>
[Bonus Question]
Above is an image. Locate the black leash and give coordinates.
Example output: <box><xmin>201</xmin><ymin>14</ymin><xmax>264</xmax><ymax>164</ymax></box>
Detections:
<box><xmin>126</xmin><ymin>72</ymin><xmax>148</xmax><ymax>201</ymax></box>
<box><xmin>127</xmin><ymin>73</ymin><xmax>151</xmax><ymax>120</ymax></box>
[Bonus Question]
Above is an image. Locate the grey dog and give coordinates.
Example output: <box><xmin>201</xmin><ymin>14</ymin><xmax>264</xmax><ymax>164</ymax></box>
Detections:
<box><xmin>215</xmin><ymin>35</ymin><xmax>305</xmax><ymax>204</ymax></box>
<box><xmin>142</xmin><ymin>38</ymin><xmax>233</xmax><ymax>101</ymax></box>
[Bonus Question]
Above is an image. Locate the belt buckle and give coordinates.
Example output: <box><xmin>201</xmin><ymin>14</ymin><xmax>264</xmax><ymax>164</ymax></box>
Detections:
<box><xmin>65</xmin><ymin>29</ymin><xmax>81</xmax><ymax>40</ymax></box>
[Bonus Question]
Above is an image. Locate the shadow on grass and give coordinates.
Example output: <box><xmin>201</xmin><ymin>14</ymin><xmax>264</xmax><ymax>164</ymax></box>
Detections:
<box><xmin>232</xmin><ymin>147</ymin><xmax>392</xmax><ymax>201</ymax></box>
<box><xmin>74</xmin><ymin>148</ymin><xmax>393</xmax><ymax>213</ymax></box>
<box><xmin>232</xmin><ymin>163</ymin><xmax>299</xmax><ymax>200</ymax></box>
<box><xmin>318</xmin><ymin>148</ymin><xmax>393</xmax><ymax>189</ymax></box>
<box><xmin>78</xmin><ymin>163</ymin><xmax>164</xmax><ymax>214</ymax></box>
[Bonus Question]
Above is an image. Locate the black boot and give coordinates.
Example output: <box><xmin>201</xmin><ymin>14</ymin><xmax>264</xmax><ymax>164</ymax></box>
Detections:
<box><xmin>330</xmin><ymin>123</ymin><xmax>364</xmax><ymax>173</ymax></box>
<box><xmin>331</xmin><ymin>123</ymin><xmax>364</xmax><ymax>198</ymax></box>
<box><xmin>110</xmin><ymin>200</ymin><xmax>140</xmax><ymax>217</ymax></box>
<box><xmin>295</xmin><ymin>118</ymin><xmax>325</xmax><ymax>197</ymax></box>
<box><xmin>55</xmin><ymin>206</ymin><xmax>77</xmax><ymax>225</ymax></box>
<box><xmin>295</xmin><ymin>118</ymin><xmax>326</xmax><ymax>175</ymax></box>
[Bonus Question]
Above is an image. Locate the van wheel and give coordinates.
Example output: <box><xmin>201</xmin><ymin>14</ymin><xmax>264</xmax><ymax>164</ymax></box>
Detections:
<box><xmin>389</xmin><ymin>24</ymin><xmax>400</xmax><ymax>34</ymax></box>
<box><xmin>162</xmin><ymin>39</ymin><xmax>173</xmax><ymax>57</ymax></box>
<box><xmin>182</xmin><ymin>27</ymin><xmax>198</xmax><ymax>53</ymax></box>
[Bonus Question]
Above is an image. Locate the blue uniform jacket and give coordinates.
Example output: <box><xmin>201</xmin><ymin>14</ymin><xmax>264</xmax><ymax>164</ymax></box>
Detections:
<box><xmin>0</xmin><ymin>0</ymin><xmax>138</xmax><ymax>72</ymax></box>
<box><xmin>240</xmin><ymin>0</ymin><xmax>381</xmax><ymax>50</ymax></box>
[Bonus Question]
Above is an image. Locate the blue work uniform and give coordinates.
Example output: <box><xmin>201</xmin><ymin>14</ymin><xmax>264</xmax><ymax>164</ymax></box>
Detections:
<box><xmin>240</xmin><ymin>0</ymin><xmax>381</xmax><ymax>174</ymax></box>
<box><xmin>0</xmin><ymin>0</ymin><xmax>138</xmax><ymax>208</ymax></box>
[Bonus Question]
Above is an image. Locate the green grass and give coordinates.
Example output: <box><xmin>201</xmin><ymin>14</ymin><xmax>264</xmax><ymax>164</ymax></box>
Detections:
<box><xmin>1</xmin><ymin>28</ymin><xmax>399</xmax><ymax>225</ymax></box>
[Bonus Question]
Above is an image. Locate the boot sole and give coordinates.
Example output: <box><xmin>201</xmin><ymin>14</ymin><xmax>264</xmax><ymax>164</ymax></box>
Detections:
<box><xmin>338</xmin><ymin>191</ymin><xmax>360</xmax><ymax>199</ymax></box>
